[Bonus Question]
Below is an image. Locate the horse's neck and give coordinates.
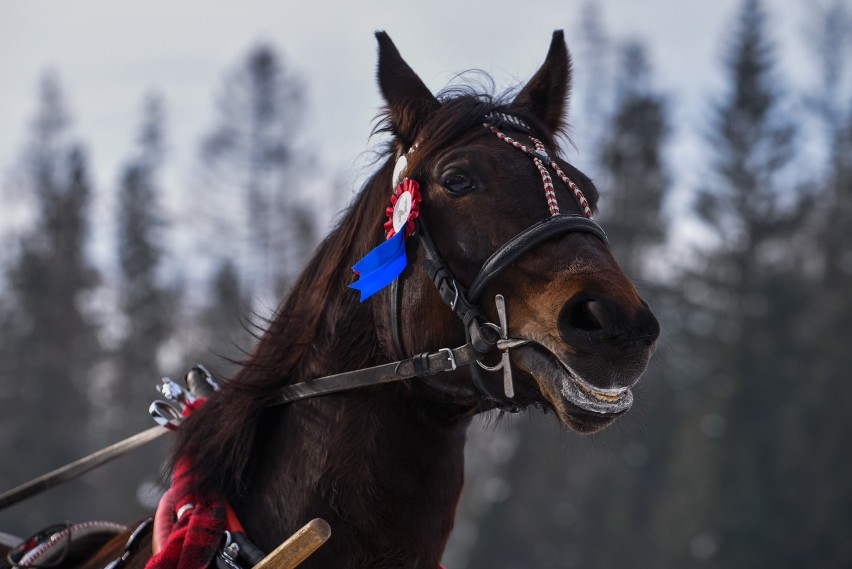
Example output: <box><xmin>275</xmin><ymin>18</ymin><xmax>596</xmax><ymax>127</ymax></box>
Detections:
<box><xmin>233</xmin><ymin>258</ymin><xmax>471</xmax><ymax>567</ymax></box>
<box><xmin>237</xmin><ymin>390</ymin><xmax>470</xmax><ymax>568</ymax></box>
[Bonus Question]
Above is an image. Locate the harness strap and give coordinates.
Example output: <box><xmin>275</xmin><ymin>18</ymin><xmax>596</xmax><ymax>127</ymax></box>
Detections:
<box><xmin>467</xmin><ymin>214</ymin><xmax>608</xmax><ymax>303</ymax></box>
<box><xmin>272</xmin><ymin>343</ymin><xmax>482</xmax><ymax>405</ymax></box>
<box><xmin>388</xmin><ymin>277</ymin><xmax>406</xmax><ymax>359</ymax></box>
<box><xmin>417</xmin><ymin>221</ymin><xmax>497</xmax><ymax>354</ymax></box>
<box><xmin>415</xmin><ymin>221</ymin><xmax>518</xmax><ymax>409</ymax></box>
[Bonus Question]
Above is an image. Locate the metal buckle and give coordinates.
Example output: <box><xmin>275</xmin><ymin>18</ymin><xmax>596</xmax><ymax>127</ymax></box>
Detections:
<box><xmin>439</xmin><ymin>348</ymin><xmax>457</xmax><ymax>372</ymax></box>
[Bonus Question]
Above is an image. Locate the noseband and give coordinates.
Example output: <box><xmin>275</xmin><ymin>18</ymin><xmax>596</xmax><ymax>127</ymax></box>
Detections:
<box><xmin>391</xmin><ymin>112</ymin><xmax>609</xmax><ymax>410</ymax></box>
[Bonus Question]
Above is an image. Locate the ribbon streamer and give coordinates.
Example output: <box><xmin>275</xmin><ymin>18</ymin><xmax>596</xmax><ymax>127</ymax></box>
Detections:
<box><xmin>350</xmin><ymin>178</ymin><xmax>421</xmax><ymax>302</ymax></box>
<box><xmin>349</xmin><ymin>231</ymin><xmax>407</xmax><ymax>301</ymax></box>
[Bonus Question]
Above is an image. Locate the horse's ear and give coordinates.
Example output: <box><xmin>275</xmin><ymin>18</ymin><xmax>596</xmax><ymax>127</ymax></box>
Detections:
<box><xmin>513</xmin><ymin>30</ymin><xmax>572</xmax><ymax>133</ymax></box>
<box><xmin>376</xmin><ymin>31</ymin><xmax>440</xmax><ymax>148</ymax></box>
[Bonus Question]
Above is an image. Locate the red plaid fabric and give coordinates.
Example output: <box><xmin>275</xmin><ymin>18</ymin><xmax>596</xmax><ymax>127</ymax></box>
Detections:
<box><xmin>145</xmin><ymin>459</ymin><xmax>226</xmax><ymax>569</ymax></box>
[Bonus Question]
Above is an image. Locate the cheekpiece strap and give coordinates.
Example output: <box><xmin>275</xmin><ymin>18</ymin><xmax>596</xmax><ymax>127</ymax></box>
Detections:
<box><xmin>417</xmin><ymin>220</ymin><xmax>497</xmax><ymax>354</ymax></box>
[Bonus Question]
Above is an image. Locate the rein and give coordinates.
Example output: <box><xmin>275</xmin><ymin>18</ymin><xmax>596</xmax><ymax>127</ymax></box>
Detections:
<box><xmin>0</xmin><ymin>341</ymin><xmax>486</xmax><ymax>511</ymax></box>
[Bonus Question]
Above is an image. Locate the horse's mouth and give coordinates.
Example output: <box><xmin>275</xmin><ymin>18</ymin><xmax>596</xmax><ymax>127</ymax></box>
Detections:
<box><xmin>512</xmin><ymin>342</ymin><xmax>633</xmax><ymax>433</ymax></box>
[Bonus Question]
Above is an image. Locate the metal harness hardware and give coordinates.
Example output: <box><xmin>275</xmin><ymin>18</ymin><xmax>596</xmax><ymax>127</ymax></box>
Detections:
<box><xmin>4</xmin><ymin>521</ymin><xmax>130</xmax><ymax>569</ymax></box>
<box><xmin>477</xmin><ymin>295</ymin><xmax>526</xmax><ymax>399</ymax></box>
<box><xmin>103</xmin><ymin>519</ymin><xmax>154</xmax><ymax>569</ymax></box>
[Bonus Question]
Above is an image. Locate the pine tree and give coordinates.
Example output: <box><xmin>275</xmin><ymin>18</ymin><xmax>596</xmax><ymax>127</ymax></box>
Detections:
<box><xmin>597</xmin><ymin>40</ymin><xmax>669</xmax><ymax>278</ymax></box>
<box><xmin>88</xmin><ymin>94</ymin><xmax>177</xmax><ymax>521</ymax></box>
<box><xmin>786</xmin><ymin>1</ymin><xmax>852</xmax><ymax>563</ymax></box>
<box><xmin>198</xmin><ymin>44</ymin><xmax>317</xmax><ymax>308</ymax></box>
<box><xmin>582</xmin><ymin>40</ymin><xmax>678</xmax><ymax>569</ymax></box>
<box><xmin>656</xmin><ymin>1</ymin><xmax>802</xmax><ymax>565</ymax></box>
<box><xmin>114</xmin><ymin>94</ymin><xmax>173</xmax><ymax>426</ymax></box>
<box><xmin>0</xmin><ymin>74</ymin><xmax>101</xmax><ymax>528</ymax></box>
<box><xmin>575</xmin><ymin>2</ymin><xmax>612</xmax><ymax>153</ymax></box>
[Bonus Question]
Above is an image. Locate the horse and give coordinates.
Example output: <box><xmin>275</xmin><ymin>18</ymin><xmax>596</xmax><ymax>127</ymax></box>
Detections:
<box><xmin>3</xmin><ymin>30</ymin><xmax>659</xmax><ymax>569</ymax></box>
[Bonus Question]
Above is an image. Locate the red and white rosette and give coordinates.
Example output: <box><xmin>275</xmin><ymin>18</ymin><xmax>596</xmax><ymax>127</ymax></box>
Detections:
<box><xmin>384</xmin><ymin>178</ymin><xmax>421</xmax><ymax>239</ymax></box>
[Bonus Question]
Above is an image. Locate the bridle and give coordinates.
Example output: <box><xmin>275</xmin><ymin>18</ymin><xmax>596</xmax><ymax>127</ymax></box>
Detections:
<box><xmin>387</xmin><ymin>111</ymin><xmax>609</xmax><ymax>411</ymax></box>
<box><xmin>0</xmin><ymin>111</ymin><xmax>612</xmax><ymax>512</ymax></box>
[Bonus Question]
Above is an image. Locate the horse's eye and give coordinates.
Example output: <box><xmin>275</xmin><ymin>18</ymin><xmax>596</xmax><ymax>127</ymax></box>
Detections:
<box><xmin>442</xmin><ymin>174</ymin><xmax>475</xmax><ymax>195</ymax></box>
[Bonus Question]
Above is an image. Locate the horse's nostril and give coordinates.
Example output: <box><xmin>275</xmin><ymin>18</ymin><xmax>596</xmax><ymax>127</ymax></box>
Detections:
<box><xmin>585</xmin><ymin>300</ymin><xmax>612</xmax><ymax>332</ymax></box>
<box><xmin>558</xmin><ymin>294</ymin><xmax>614</xmax><ymax>344</ymax></box>
<box><xmin>571</xmin><ymin>300</ymin><xmax>607</xmax><ymax>332</ymax></box>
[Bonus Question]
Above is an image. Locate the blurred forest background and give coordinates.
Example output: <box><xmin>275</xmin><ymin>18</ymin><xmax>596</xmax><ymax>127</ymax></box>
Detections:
<box><xmin>1</xmin><ymin>0</ymin><xmax>851</xmax><ymax>567</ymax></box>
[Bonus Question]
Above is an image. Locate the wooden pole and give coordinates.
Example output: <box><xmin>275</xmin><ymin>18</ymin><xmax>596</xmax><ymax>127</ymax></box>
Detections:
<box><xmin>252</xmin><ymin>519</ymin><xmax>331</xmax><ymax>569</ymax></box>
<box><xmin>0</xmin><ymin>426</ymin><xmax>168</xmax><ymax>511</ymax></box>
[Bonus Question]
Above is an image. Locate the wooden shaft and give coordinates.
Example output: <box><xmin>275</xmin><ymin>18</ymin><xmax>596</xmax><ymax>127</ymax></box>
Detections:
<box><xmin>253</xmin><ymin>519</ymin><xmax>331</xmax><ymax>569</ymax></box>
<box><xmin>0</xmin><ymin>426</ymin><xmax>168</xmax><ymax>511</ymax></box>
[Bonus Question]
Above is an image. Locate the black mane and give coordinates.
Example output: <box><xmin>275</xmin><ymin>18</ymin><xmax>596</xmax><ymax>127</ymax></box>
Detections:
<box><xmin>170</xmin><ymin>86</ymin><xmax>550</xmax><ymax>501</ymax></box>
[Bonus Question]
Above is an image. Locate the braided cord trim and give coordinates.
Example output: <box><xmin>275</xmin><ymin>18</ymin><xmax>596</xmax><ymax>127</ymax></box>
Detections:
<box><xmin>487</xmin><ymin>126</ymin><xmax>593</xmax><ymax>219</ymax></box>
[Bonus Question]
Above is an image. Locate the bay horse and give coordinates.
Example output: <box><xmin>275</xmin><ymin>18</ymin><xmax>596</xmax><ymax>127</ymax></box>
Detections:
<box><xmin>4</xmin><ymin>30</ymin><xmax>658</xmax><ymax>569</ymax></box>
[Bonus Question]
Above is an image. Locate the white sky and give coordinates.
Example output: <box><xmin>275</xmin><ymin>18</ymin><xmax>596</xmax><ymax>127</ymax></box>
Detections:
<box><xmin>0</xmin><ymin>0</ymin><xmax>821</xmax><ymax>266</ymax></box>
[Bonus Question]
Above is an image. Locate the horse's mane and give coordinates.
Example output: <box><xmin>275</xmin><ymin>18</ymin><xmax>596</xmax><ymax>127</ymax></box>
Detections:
<box><xmin>171</xmin><ymin>86</ymin><xmax>558</xmax><ymax>500</ymax></box>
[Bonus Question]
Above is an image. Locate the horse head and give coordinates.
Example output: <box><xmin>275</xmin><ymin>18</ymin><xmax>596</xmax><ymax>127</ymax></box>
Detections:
<box><xmin>372</xmin><ymin>31</ymin><xmax>660</xmax><ymax>433</ymax></box>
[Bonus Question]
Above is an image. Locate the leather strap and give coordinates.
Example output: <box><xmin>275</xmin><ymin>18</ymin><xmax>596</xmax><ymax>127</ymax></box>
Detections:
<box><xmin>416</xmin><ymin>221</ymin><xmax>498</xmax><ymax>353</ymax></box>
<box><xmin>388</xmin><ymin>276</ymin><xmax>406</xmax><ymax>360</ymax></box>
<box><xmin>467</xmin><ymin>215</ymin><xmax>608</xmax><ymax>302</ymax></box>
<box><xmin>272</xmin><ymin>344</ymin><xmax>481</xmax><ymax>405</ymax></box>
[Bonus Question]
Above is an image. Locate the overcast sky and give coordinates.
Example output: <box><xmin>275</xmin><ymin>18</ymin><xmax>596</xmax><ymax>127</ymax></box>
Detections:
<box><xmin>0</xmin><ymin>0</ymin><xmax>819</xmax><ymax>258</ymax></box>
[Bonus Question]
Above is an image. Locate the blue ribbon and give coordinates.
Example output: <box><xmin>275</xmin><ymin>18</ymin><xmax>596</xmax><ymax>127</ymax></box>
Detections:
<box><xmin>349</xmin><ymin>231</ymin><xmax>407</xmax><ymax>302</ymax></box>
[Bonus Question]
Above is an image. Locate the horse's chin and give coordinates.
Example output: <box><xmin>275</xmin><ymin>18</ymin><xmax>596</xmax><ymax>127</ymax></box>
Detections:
<box><xmin>512</xmin><ymin>343</ymin><xmax>634</xmax><ymax>434</ymax></box>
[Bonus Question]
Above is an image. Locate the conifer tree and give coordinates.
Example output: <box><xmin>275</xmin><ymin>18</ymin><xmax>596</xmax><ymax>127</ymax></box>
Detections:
<box><xmin>91</xmin><ymin>94</ymin><xmax>176</xmax><ymax>520</ymax></box>
<box><xmin>114</xmin><ymin>94</ymin><xmax>173</xmax><ymax>426</ymax></box>
<box><xmin>656</xmin><ymin>1</ymin><xmax>802</xmax><ymax>565</ymax></box>
<box><xmin>198</xmin><ymin>44</ymin><xmax>317</xmax><ymax>308</ymax></box>
<box><xmin>787</xmin><ymin>1</ymin><xmax>852</xmax><ymax>563</ymax></box>
<box><xmin>597</xmin><ymin>41</ymin><xmax>669</xmax><ymax>278</ymax></box>
<box><xmin>0</xmin><ymin>74</ymin><xmax>100</xmax><ymax>527</ymax></box>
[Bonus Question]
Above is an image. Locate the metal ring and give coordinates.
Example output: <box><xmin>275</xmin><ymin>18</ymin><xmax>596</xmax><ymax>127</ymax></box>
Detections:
<box><xmin>481</xmin><ymin>322</ymin><xmax>505</xmax><ymax>337</ymax></box>
<box><xmin>477</xmin><ymin>360</ymin><xmax>504</xmax><ymax>372</ymax></box>
<box><xmin>439</xmin><ymin>348</ymin><xmax>457</xmax><ymax>371</ymax></box>
<box><xmin>149</xmin><ymin>401</ymin><xmax>182</xmax><ymax>430</ymax></box>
